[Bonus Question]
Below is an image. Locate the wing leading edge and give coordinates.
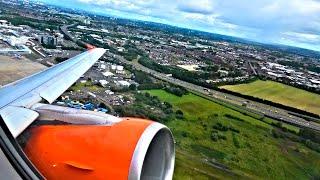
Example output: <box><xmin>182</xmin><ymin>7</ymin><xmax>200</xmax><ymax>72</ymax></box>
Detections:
<box><xmin>0</xmin><ymin>48</ymin><xmax>106</xmax><ymax>137</ymax></box>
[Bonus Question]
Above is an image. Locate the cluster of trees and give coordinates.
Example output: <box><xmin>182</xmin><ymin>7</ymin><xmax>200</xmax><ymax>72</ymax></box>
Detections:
<box><xmin>132</xmin><ymin>70</ymin><xmax>165</xmax><ymax>90</ymax></box>
<box><xmin>307</xmin><ymin>66</ymin><xmax>320</xmax><ymax>73</ymax></box>
<box><xmin>138</xmin><ymin>56</ymin><xmax>217</xmax><ymax>89</ymax></box>
<box><xmin>164</xmin><ymin>86</ymin><xmax>188</xmax><ymax>97</ymax></box>
<box><xmin>299</xmin><ymin>128</ymin><xmax>320</xmax><ymax>144</ymax></box>
<box><xmin>2</xmin><ymin>16</ymin><xmax>59</xmax><ymax>31</ymax></box>
<box><xmin>224</xmin><ymin>114</ymin><xmax>245</xmax><ymax>122</ymax></box>
<box><xmin>212</xmin><ymin>122</ymin><xmax>240</xmax><ymax>134</ymax></box>
<box><xmin>114</xmin><ymin>92</ymin><xmax>175</xmax><ymax>123</ymax></box>
<box><xmin>80</xmin><ymin>35</ymin><xmax>117</xmax><ymax>53</ymax></box>
<box><xmin>271</xmin><ymin>125</ymin><xmax>320</xmax><ymax>153</ymax></box>
<box><xmin>138</xmin><ymin>55</ymin><xmax>261</xmax><ymax>90</ymax></box>
<box><xmin>278</xmin><ymin>60</ymin><xmax>303</xmax><ymax>69</ymax></box>
<box><xmin>270</xmin><ymin>122</ymin><xmax>298</xmax><ymax>135</ymax></box>
<box><xmin>211</xmin><ymin>130</ymin><xmax>227</xmax><ymax>141</ymax></box>
<box><xmin>133</xmin><ymin>70</ymin><xmax>152</xmax><ymax>84</ymax></box>
<box><xmin>278</xmin><ymin>60</ymin><xmax>320</xmax><ymax>73</ymax></box>
<box><xmin>119</xmin><ymin>43</ymin><xmax>145</xmax><ymax>61</ymax></box>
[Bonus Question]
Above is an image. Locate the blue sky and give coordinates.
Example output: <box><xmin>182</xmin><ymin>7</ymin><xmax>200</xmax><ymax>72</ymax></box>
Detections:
<box><xmin>39</xmin><ymin>0</ymin><xmax>320</xmax><ymax>51</ymax></box>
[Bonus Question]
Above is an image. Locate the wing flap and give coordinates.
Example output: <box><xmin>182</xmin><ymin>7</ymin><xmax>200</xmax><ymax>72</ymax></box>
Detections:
<box><xmin>0</xmin><ymin>106</ymin><xmax>39</xmax><ymax>138</ymax></box>
<box><xmin>37</xmin><ymin>49</ymin><xmax>104</xmax><ymax>103</ymax></box>
<box><xmin>39</xmin><ymin>71</ymin><xmax>83</xmax><ymax>103</ymax></box>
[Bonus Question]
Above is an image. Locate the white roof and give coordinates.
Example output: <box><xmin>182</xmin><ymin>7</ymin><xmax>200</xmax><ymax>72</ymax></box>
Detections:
<box><xmin>310</xmin><ymin>79</ymin><xmax>320</xmax><ymax>84</ymax></box>
<box><xmin>99</xmin><ymin>80</ymin><xmax>109</xmax><ymax>85</ymax></box>
<box><xmin>118</xmin><ymin>80</ymin><xmax>130</xmax><ymax>86</ymax></box>
<box><xmin>102</xmin><ymin>71</ymin><xmax>114</xmax><ymax>77</ymax></box>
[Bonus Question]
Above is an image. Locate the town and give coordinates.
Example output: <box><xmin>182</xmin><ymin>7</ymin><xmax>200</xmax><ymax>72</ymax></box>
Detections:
<box><xmin>1</xmin><ymin>1</ymin><xmax>320</xmax><ymax>179</ymax></box>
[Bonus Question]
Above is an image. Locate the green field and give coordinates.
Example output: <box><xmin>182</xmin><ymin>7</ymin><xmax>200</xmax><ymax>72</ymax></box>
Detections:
<box><xmin>221</xmin><ymin>80</ymin><xmax>320</xmax><ymax>115</ymax></box>
<box><xmin>146</xmin><ymin>90</ymin><xmax>320</xmax><ymax>179</ymax></box>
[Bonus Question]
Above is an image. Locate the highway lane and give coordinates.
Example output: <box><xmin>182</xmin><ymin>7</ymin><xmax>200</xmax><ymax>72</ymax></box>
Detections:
<box><xmin>61</xmin><ymin>24</ymin><xmax>320</xmax><ymax>131</ymax></box>
<box><xmin>113</xmin><ymin>54</ymin><xmax>320</xmax><ymax>131</ymax></box>
<box><xmin>60</xmin><ymin>24</ymin><xmax>78</xmax><ymax>43</ymax></box>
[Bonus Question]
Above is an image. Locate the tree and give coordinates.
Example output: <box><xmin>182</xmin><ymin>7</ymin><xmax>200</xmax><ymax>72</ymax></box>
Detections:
<box><xmin>145</xmin><ymin>92</ymin><xmax>151</xmax><ymax>98</ymax></box>
<box><xmin>129</xmin><ymin>84</ymin><xmax>137</xmax><ymax>91</ymax></box>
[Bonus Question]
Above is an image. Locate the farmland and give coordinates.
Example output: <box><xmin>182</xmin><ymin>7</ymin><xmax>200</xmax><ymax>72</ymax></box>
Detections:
<box><xmin>221</xmin><ymin>80</ymin><xmax>320</xmax><ymax>115</ymax></box>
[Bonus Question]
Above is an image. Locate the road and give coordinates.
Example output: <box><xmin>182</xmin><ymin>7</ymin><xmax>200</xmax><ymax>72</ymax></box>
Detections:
<box><xmin>113</xmin><ymin>54</ymin><xmax>320</xmax><ymax>131</ymax></box>
<box><xmin>60</xmin><ymin>24</ymin><xmax>89</xmax><ymax>48</ymax></box>
<box><xmin>248</xmin><ymin>61</ymin><xmax>257</xmax><ymax>76</ymax></box>
<box><xmin>61</xmin><ymin>23</ymin><xmax>320</xmax><ymax>131</ymax></box>
<box><xmin>60</xmin><ymin>24</ymin><xmax>78</xmax><ymax>43</ymax></box>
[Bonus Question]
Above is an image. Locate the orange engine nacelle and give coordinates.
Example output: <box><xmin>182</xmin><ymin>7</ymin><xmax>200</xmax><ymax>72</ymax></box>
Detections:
<box><xmin>24</xmin><ymin>118</ymin><xmax>175</xmax><ymax>180</ymax></box>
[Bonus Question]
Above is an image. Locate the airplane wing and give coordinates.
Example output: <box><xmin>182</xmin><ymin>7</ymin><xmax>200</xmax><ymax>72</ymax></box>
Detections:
<box><xmin>0</xmin><ymin>48</ymin><xmax>106</xmax><ymax>137</ymax></box>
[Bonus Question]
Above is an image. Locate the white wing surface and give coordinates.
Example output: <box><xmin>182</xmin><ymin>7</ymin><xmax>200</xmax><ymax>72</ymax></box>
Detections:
<box><xmin>0</xmin><ymin>48</ymin><xmax>106</xmax><ymax>137</ymax></box>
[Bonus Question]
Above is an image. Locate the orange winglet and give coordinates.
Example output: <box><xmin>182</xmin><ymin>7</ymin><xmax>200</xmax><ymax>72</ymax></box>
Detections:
<box><xmin>24</xmin><ymin>118</ymin><xmax>152</xmax><ymax>180</ymax></box>
<box><xmin>85</xmin><ymin>44</ymin><xmax>96</xmax><ymax>50</ymax></box>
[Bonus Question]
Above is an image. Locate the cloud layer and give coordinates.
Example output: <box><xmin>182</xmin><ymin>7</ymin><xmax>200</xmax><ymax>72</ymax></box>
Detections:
<box><xmin>41</xmin><ymin>0</ymin><xmax>320</xmax><ymax>51</ymax></box>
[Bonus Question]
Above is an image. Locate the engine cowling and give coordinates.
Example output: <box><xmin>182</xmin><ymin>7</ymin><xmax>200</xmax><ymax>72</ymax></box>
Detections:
<box><xmin>23</xmin><ymin>104</ymin><xmax>175</xmax><ymax>180</ymax></box>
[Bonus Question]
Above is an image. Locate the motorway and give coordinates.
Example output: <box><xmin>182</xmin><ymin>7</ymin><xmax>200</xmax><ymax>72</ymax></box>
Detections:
<box><xmin>113</xmin><ymin>54</ymin><xmax>320</xmax><ymax>131</ymax></box>
<box><xmin>60</xmin><ymin>24</ymin><xmax>78</xmax><ymax>43</ymax></box>
<box><xmin>61</xmin><ymin>24</ymin><xmax>320</xmax><ymax>131</ymax></box>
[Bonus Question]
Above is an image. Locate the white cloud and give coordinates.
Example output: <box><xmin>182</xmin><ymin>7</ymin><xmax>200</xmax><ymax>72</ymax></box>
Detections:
<box><xmin>177</xmin><ymin>0</ymin><xmax>215</xmax><ymax>14</ymax></box>
<box><xmin>282</xmin><ymin>32</ymin><xmax>320</xmax><ymax>44</ymax></box>
<box><xmin>41</xmin><ymin>0</ymin><xmax>320</xmax><ymax>51</ymax></box>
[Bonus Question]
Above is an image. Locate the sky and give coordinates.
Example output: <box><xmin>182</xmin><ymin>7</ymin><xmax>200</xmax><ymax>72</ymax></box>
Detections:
<box><xmin>39</xmin><ymin>0</ymin><xmax>320</xmax><ymax>52</ymax></box>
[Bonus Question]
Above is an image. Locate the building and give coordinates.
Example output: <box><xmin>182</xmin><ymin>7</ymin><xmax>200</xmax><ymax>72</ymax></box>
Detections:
<box><xmin>0</xmin><ymin>20</ymin><xmax>9</xmax><ymax>25</ymax></box>
<box><xmin>116</xmin><ymin>80</ymin><xmax>130</xmax><ymax>87</ymax></box>
<box><xmin>38</xmin><ymin>35</ymin><xmax>57</xmax><ymax>47</ymax></box>
<box><xmin>116</xmin><ymin>66</ymin><xmax>124</xmax><ymax>74</ymax></box>
<box><xmin>3</xmin><ymin>36</ymin><xmax>29</xmax><ymax>46</ymax></box>
<box><xmin>102</xmin><ymin>71</ymin><xmax>114</xmax><ymax>77</ymax></box>
<box><xmin>99</xmin><ymin>80</ymin><xmax>109</xmax><ymax>87</ymax></box>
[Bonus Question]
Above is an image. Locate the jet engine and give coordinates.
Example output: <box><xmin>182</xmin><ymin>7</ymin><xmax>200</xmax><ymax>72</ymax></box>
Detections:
<box><xmin>23</xmin><ymin>104</ymin><xmax>175</xmax><ymax>180</ymax></box>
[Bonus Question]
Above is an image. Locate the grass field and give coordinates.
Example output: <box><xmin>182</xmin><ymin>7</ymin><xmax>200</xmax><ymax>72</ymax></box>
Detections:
<box><xmin>146</xmin><ymin>90</ymin><xmax>320</xmax><ymax>179</ymax></box>
<box><xmin>221</xmin><ymin>80</ymin><xmax>320</xmax><ymax>115</ymax></box>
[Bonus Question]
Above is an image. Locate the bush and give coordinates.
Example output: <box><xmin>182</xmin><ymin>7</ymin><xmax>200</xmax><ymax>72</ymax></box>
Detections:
<box><xmin>211</xmin><ymin>131</ymin><xmax>227</xmax><ymax>141</ymax></box>
<box><xmin>299</xmin><ymin>128</ymin><xmax>320</xmax><ymax>144</ymax></box>
<box><xmin>181</xmin><ymin>131</ymin><xmax>189</xmax><ymax>138</ymax></box>
<box><xmin>224</xmin><ymin>114</ymin><xmax>245</xmax><ymax>122</ymax></box>
<box><xmin>232</xmin><ymin>134</ymin><xmax>241</xmax><ymax>148</ymax></box>
<box><xmin>175</xmin><ymin>110</ymin><xmax>184</xmax><ymax>119</ymax></box>
<box><xmin>213</xmin><ymin>122</ymin><xmax>240</xmax><ymax>133</ymax></box>
<box><xmin>213</xmin><ymin>122</ymin><xmax>229</xmax><ymax>131</ymax></box>
<box><xmin>129</xmin><ymin>84</ymin><xmax>137</xmax><ymax>91</ymax></box>
<box><xmin>304</xmin><ymin>140</ymin><xmax>320</xmax><ymax>153</ymax></box>
<box><xmin>211</xmin><ymin>132</ymin><xmax>218</xmax><ymax>141</ymax></box>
